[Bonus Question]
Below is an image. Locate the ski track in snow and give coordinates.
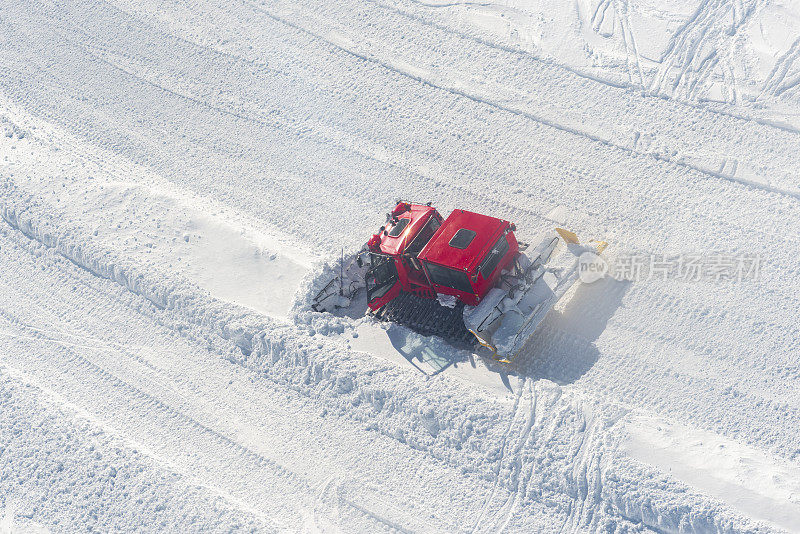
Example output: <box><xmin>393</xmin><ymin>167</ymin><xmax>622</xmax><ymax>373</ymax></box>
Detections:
<box><xmin>0</xmin><ymin>0</ymin><xmax>799</xmax><ymax>532</ymax></box>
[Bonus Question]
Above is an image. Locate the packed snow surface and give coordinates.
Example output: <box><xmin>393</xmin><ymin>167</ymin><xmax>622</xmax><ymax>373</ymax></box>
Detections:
<box><xmin>1</xmin><ymin>0</ymin><xmax>799</xmax><ymax>532</ymax></box>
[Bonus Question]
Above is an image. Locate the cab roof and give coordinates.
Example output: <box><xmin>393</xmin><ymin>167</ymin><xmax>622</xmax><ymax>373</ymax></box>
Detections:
<box><xmin>377</xmin><ymin>204</ymin><xmax>437</xmax><ymax>256</ymax></box>
<box><xmin>418</xmin><ymin>209</ymin><xmax>509</xmax><ymax>272</ymax></box>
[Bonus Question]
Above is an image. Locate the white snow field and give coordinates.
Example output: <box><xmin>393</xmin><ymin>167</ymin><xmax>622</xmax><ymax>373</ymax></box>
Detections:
<box><xmin>1</xmin><ymin>0</ymin><xmax>799</xmax><ymax>532</ymax></box>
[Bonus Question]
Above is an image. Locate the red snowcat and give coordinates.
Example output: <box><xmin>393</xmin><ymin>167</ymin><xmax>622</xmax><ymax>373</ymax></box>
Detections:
<box><xmin>312</xmin><ymin>201</ymin><xmax>606</xmax><ymax>362</ymax></box>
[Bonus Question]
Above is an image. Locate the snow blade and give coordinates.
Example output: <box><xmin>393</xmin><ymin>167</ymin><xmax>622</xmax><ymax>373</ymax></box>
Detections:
<box><xmin>555</xmin><ymin>227</ymin><xmax>580</xmax><ymax>244</ymax></box>
<box><xmin>463</xmin><ymin>229</ymin><xmax>605</xmax><ymax>363</ymax></box>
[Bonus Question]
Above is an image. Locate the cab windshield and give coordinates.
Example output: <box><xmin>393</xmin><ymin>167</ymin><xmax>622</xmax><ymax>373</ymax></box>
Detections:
<box><xmin>405</xmin><ymin>217</ymin><xmax>440</xmax><ymax>257</ymax></box>
<box><xmin>424</xmin><ymin>262</ymin><xmax>472</xmax><ymax>293</ymax></box>
<box><xmin>387</xmin><ymin>217</ymin><xmax>409</xmax><ymax>237</ymax></box>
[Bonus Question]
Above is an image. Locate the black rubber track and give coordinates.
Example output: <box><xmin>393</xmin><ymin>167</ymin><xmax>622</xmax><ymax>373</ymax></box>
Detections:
<box><xmin>373</xmin><ymin>292</ymin><xmax>477</xmax><ymax>347</ymax></box>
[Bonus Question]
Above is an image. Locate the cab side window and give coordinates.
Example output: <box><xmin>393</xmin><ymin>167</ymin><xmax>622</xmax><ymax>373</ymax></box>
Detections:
<box><xmin>479</xmin><ymin>236</ymin><xmax>509</xmax><ymax>278</ymax></box>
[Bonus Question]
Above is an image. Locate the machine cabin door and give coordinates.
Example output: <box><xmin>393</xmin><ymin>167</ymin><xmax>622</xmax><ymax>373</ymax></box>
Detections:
<box><xmin>402</xmin><ymin>215</ymin><xmax>442</xmax><ymax>286</ymax></box>
<box><xmin>365</xmin><ymin>254</ymin><xmax>401</xmax><ymax>310</ymax></box>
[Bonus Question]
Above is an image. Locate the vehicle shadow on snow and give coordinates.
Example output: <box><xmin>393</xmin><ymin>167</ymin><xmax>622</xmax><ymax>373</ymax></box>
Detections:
<box><xmin>385</xmin><ymin>324</ymin><xmax>473</xmax><ymax>376</ymax></box>
<box><xmin>377</xmin><ymin>277</ymin><xmax>630</xmax><ymax>385</ymax></box>
<box><xmin>503</xmin><ymin>277</ymin><xmax>631</xmax><ymax>385</ymax></box>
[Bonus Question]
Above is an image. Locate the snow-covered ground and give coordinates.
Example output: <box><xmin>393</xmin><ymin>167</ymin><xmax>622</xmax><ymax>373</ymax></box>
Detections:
<box><xmin>1</xmin><ymin>0</ymin><xmax>799</xmax><ymax>532</ymax></box>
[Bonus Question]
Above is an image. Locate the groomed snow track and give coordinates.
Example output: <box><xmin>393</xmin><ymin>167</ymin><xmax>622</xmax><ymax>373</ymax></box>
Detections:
<box><xmin>1</xmin><ymin>0</ymin><xmax>800</xmax><ymax>531</ymax></box>
<box><xmin>0</xmin><ymin>129</ymin><xmax>791</xmax><ymax>532</ymax></box>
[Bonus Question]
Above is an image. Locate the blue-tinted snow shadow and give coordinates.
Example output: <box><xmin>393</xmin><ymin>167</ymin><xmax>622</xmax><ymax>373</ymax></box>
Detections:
<box><xmin>507</xmin><ymin>277</ymin><xmax>631</xmax><ymax>385</ymax></box>
<box><xmin>332</xmin><ymin>290</ymin><xmax>369</xmax><ymax>320</ymax></box>
<box><xmin>385</xmin><ymin>323</ymin><xmax>471</xmax><ymax>376</ymax></box>
<box><xmin>363</xmin><ymin>277</ymin><xmax>629</xmax><ymax>384</ymax></box>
